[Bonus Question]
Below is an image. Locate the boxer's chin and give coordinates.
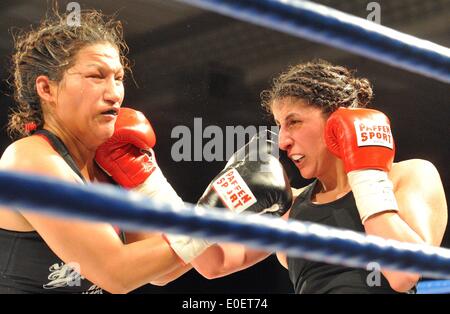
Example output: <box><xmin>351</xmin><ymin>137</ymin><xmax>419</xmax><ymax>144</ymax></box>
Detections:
<box><xmin>93</xmin><ymin>124</ymin><xmax>115</xmax><ymax>145</ymax></box>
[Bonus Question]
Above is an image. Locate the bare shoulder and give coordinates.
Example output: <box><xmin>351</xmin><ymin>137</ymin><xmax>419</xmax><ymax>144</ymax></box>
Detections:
<box><xmin>391</xmin><ymin>159</ymin><xmax>447</xmax><ymax>245</ymax></box>
<box><xmin>391</xmin><ymin>158</ymin><xmax>445</xmax><ymax>206</ymax></box>
<box><xmin>1</xmin><ymin>136</ymin><xmax>51</xmax><ymax>166</ymax></box>
<box><xmin>0</xmin><ymin>136</ymin><xmax>77</xmax><ymax>182</ymax></box>
<box><xmin>392</xmin><ymin>159</ymin><xmax>439</xmax><ymax>174</ymax></box>
<box><xmin>391</xmin><ymin>159</ymin><xmax>443</xmax><ymax>189</ymax></box>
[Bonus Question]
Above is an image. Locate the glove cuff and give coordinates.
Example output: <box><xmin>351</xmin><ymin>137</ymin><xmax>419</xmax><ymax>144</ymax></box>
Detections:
<box><xmin>133</xmin><ymin>166</ymin><xmax>185</xmax><ymax>209</ymax></box>
<box><xmin>164</xmin><ymin>233</ymin><xmax>212</xmax><ymax>264</ymax></box>
<box><xmin>348</xmin><ymin>170</ymin><xmax>399</xmax><ymax>223</ymax></box>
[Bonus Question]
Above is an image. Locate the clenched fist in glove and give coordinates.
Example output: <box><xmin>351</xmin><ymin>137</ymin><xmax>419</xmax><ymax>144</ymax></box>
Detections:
<box><xmin>95</xmin><ymin>107</ymin><xmax>183</xmax><ymax>208</ymax></box>
<box><xmin>325</xmin><ymin>107</ymin><xmax>398</xmax><ymax>223</ymax></box>
<box><xmin>96</xmin><ymin>108</ymin><xmax>211</xmax><ymax>265</ymax></box>
<box><xmin>198</xmin><ymin>130</ymin><xmax>293</xmax><ymax>216</ymax></box>
<box><xmin>165</xmin><ymin>130</ymin><xmax>293</xmax><ymax>263</ymax></box>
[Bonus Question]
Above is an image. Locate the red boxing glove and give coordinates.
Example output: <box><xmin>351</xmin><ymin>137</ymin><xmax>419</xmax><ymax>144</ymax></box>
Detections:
<box><xmin>95</xmin><ymin>107</ymin><xmax>183</xmax><ymax>206</ymax></box>
<box><xmin>95</xmin><ymin>107</ymin><xmax>157</xmax><ymax>189</ymax></box>
<box><xmin>96</xmin><ymin>108</ymin><xmax>211</xmax><ymax>263</ymax></box>
<box><xmin>324</xmin><ymin>107</ymin><xmax>395</xmax><ymax>173</ymax></box>
<box><xmin>325</xmin><ymin>108</ymin><xmax>398</xmax><ymax>223</ymax></box>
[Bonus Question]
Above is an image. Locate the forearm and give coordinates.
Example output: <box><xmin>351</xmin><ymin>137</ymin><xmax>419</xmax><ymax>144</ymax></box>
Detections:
<box><xmin>364</xmin><ymin>212</ymin><xmax>425</xmax><ymax>242</ymax></box>
<box><xmin>124</xmin><ymin>230</ymin><xmax>165</xmax><ymax>244</ymax></box>
<box><xmin>192</xmin><ymin>243</ymin><xmax>270</xmax><ymax>279</ymax></box>
<box><xmin>122</xmin><ymin>230</ymin><xmax>192</xmax><ymax>286</ymax></box>
<box><xmin>364</xmin><ymin>212</ymin><xmax>423</xmax><ymax>291</ymax></box>
<box><xmin>100</xmin><ymin>235</ymin><xmax>184</xmax><ymax>293</ymax></box>
<box><xmin>150</xmin><ymin>264</ymin><xmax>193</xmax><ymax>286</ymax></box>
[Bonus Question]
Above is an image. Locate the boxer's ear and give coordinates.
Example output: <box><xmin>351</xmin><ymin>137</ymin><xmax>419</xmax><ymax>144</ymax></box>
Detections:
<box><xmin>36</xmin><ymin>75</ymin><xmax>57</xmax><ymax>106</ymax></box>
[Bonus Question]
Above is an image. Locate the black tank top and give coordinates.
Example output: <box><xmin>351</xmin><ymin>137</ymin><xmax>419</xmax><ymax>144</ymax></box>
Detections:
<box><xmin>0</xmin><ymin>130</ymin><xmax>102</xmax><ymax>293</ymax></box>
<box><xmin>287</xmin><ymin>180</ymin><xmax>406</xmax><ymax>294</ymax></box>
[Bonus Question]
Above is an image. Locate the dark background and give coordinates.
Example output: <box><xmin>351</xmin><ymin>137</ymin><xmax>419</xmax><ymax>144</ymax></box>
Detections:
<box><xmin>0</xmin><ymin>0</ymin><xmax>448</xmax><ymax>293</ymax></box>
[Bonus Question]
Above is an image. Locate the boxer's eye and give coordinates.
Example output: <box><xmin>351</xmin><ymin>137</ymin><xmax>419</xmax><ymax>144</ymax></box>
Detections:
<box><xmin>288</xmin><ymin>119</ymin><xmax>301</xmax><ymax>127</ymax></box>
<box><xmin>87</xmin><ymin>73</ymin><xmax>104</xmax><ymax>80</ymax></box>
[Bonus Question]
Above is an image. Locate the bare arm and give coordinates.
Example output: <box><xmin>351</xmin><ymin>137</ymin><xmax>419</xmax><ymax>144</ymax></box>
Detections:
<box><xmin>0</xmin><ymin>139</ymin><xmax>186</xmax><ymax>293</ymax></box>
<box><xmin>125</xmin><ymin>230</ymin><xmax>193</xmax><ymax>285</ymax></box>
<box><xmin>150</xmin><ymin>264</ymin><xmax>193</xmax><ymax>286</ymax></box>
<box><xmin>363</xmin><ymin>159</ymin><xmax>447</xmax><ymax>292</ymax></box>
<box><xmin>126</xmin><ymin>231</ymin><xmax>265</xmax><ymax>283</ymax></box>
<box><xmin>192</xmin><ymin>198</ymin><xmax>297</xmax><ymax>279</ymax></box>
<box><xmin>23</xmin><ymin>213</ymin><xmax>183</xmax><ymax>293</ymax></box>
<box><xmin>191</xmin><ymin>243</ymin><xmax>271</xmax><ymax>279</ymax></box>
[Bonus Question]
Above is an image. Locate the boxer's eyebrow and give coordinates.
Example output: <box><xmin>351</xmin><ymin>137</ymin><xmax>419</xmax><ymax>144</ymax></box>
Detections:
<box><xmin>275</xmin><ymin>113</ymin><xmax>300</xmax><ymax>127</ymax></box>
<box><xmin>86</xmin><ymin>63</ymin><xmax>124</xmax><ymax>74</ymax></box>
<box><xmin>284</xmin><ymin>113</ymin><xmax>300</xmax><ymax>123</ymax></box>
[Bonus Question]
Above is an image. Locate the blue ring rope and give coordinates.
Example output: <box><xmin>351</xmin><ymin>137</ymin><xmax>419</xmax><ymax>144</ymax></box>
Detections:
<box><xmin>176</xmin><ymin>0</ymin><xmax>450</xmax><ymax>83</ymax></box>
<box><xmin>417</xmin><ymin>280</ymin><xmax>450</xmax><ymax>294</ymax></box>
<box><xmin>0</xmin><ymin>170</ymin><xmax>450</xmax><ymax>279</ymax></box>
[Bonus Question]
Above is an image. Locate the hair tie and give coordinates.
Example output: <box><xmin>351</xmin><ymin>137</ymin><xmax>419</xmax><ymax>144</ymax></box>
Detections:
<box><xmin>24</xmin><ymin>122</ymin><xmax>37</xmax><ymax>133</ymax></box>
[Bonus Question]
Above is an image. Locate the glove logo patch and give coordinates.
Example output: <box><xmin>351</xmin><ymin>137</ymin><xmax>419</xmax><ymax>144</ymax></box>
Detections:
<box><xmin>354</xmin><ymin>120</ymin><xmax>393</xmax><ymax>149</ymax></box>
<box><xmin>212</xmin><ymin>169</ymin><xmax>257</xmax><ymax>213</ymax></box>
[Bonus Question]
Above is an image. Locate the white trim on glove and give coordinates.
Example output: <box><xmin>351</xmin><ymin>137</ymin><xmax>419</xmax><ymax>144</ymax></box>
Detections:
<box><xmin>164</xmin><ymin>233</ymin><xmax>212</xmax><ymax>264</ymax></box>
<box><xmin>132</xmin><ymin>153</ymin><xmax>212</xmax><ymax>263</ymax></box>
<box><xmin>133</xmin><ymin>165</ymin><xmax>185</xmax><ymax>208</ymax></box>
<box><xmin>348</xmin><ymin>169</ymin><xmax>399</xmax><ymax>223</ymax></box>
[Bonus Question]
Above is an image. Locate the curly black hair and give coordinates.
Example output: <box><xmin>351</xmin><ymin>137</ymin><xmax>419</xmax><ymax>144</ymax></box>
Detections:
<box><xmin>261</xmin><ymin>59</ymin><xmax>373</xmax><ymax>114</ymax></box>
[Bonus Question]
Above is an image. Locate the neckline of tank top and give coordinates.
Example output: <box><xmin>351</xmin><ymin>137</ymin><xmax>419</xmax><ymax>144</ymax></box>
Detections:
<box><xmin>0</xmin><ymin>227</ymin><xmax>39</xmax><ymax>235</ymax></box>
<box><xmin>305</xmin><ymin>180</ymin><xmax>353</xmax><ymax>207</ymax></box>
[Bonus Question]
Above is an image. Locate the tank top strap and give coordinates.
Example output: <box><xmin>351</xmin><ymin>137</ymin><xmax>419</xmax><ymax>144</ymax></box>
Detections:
<box><xmin>34</xmin><ymin>129</ymin><xmax>86</xmax><ymax>183</ymax></box>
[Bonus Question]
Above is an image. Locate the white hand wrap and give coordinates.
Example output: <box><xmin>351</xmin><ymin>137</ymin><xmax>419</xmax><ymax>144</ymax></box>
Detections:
<box><xmin>164</xmin><ymin>233</ymin><xmax>212</xmax><ymax>264</ymax></box>
<box><xmin>133</xmin><ymin>153</ymin><xmax>212</xmax><ymax>263</ymax></box>
<box><xmin>347</xmin><ymin>170</ymin><xmax>399</xmax><ymax>223</ymax></box>
<box><xmin>133</xmin><ymin>166</ymin><xmax>184</xmax><ymax>208</ymax></box>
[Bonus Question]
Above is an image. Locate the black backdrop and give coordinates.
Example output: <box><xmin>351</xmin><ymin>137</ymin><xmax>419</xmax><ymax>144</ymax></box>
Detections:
<box><xmin>0</xmin><ymin>0</ymin><xmax>448</xmax><ymax>294</ymax></box>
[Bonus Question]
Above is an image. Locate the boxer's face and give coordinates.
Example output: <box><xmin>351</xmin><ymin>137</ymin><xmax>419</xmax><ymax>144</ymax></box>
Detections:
<box><xmin>51</xmin><ymin>43</ymin><xmax>124</xmax><ymax>148</ymax></box>
<box><xmin>272</xmin><ymin>97</ymin><xmax>335</xmax><ymax>179</ymax></box>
